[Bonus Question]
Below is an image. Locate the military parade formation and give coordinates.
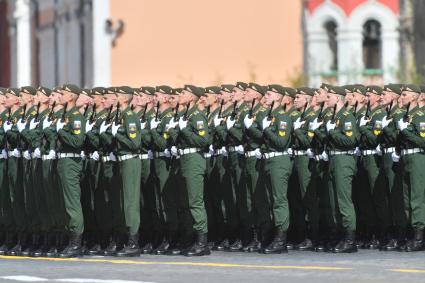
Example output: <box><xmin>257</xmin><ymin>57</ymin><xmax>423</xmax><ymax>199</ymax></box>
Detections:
<box><xmin>0</xmin><ymin>82</ymin><xmax>424</xmax><ymax>258</ymax></box>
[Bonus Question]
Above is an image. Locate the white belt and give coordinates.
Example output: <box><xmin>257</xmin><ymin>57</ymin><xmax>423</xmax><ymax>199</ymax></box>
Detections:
<box><xmin>155</xmin><ymin>152</ymin><xmax>167</xmax><ymax>158</ymax></box>
<box><xmin>117</xmin><ymin>154</ymin><xmax>139</xmax><ymax>162</ymax></box>
<box><xmin>401</xmin><ymin>148</ymin><xmax>424</xmax><ymax>156</ymax></box>
<box><xmin>329</xmin><ymin>150</ymin><xmax>355</xmax><ymax>156</ymax></box>
<box><xmin>245</xmin><ymin>150</ymin><xmax>258</xmax><ymax>158</ymax></box>
<box><xmin>383</xmin><ymin>147</ymin><xmax>396</xmax><ymax>154</ymax></box>
<box><xmin>42</xmin><ymin>155</ymin><xmax>53</xmax><ymax>161</ymax></box>
<box><xmin>361</xmin><ymin>149</ymin><xmax>378</xmax><ymax>156</ymax></box>
<box><xmin>228</xmin><ymin>145</ymin><xmax>244</xmax><ymax>153</ymax></box>
<box><xmin>139</xmin><ymin>154</ymin><xmax>149</xmax><ymax>160</ymax></box>
<box><xmin>204</xmin><ymin>153</ymin><xmax>212</xmax><ymax>158</ymax></box>
<box><xmin>293</xmin><ymin>150</ymin><xmax>307</xmax><ymax>156</ymax></box>
<box><xmin>31</xmin><ymin>153</ymin><xmax>41</xmax><ymax>159</ymax></box>
<box><xmin>263</xmin><ymin>151</ymin><xmax>291</xmax><ymax>159</ymax></box>
<box><xmin>58</xmin><ymin>153</ymin><xmax>80</xmax><ymax>158</ymax></box>
<box><xmin>179</xmin><ymin>148</ymin><xmax>201</xmax><ymax>155</ymax></box>
<box><xmin>101</xmin><ymin>156</ymin><xmax>115</xmax><ymax>163</ymax></box>
<box><xmin>8</xmin><ymin>150</ymin><xmax>21</xmax><ymax>158</ymax></box>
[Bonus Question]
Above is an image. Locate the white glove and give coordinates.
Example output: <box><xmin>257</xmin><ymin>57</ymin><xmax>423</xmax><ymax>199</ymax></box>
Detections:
<box><xmin>293</xmin><ymin>117</ymin><xmax>305</xmax><ymax>130</ymax></box>
<box><xmin>214</xmin><ymin>116</ymin><xmax>224</xmax><ymax>127</ymax></box>
<box><xmin>287</xmin><ymin>148</ymin><xmax>293</xmax><ymax>156</ymax></box>
<box><xmin>111</xmin><ymin>122</ymin><xmax>120</xmax><ymax>136</ymax></box>
<box><xmin>376</xmin><ymin>144</ymin><xmax>383</xmax><ymax>156</ymax></box>
<box><xmin>326</xmin><ymin>120</ymin><xmax>336</xmax><ymax>132</ymax></box>
<box><xmin>47</xmin><ymin>149</ymin><xmax>56</xmax><ymax>160</ymax></box>
<box><xmin>391</xmin><ymin>151</ymin><xmax>400</xmax><ymax>162</ymax></box>
<box><xmin>33</xmin><ymin>148</ymin><xmax>41</xmax><ymax>158</ymax></box>
<box><xmin>381</xmin><ymin>116</ymin><xmax>392</xmax><ymax>129</ymax></box>
<box><xmin>29</xmin><ymin>119</ymin><xmax>39</xmax><ymax>130</ymax></box>
<box><xmin>108</xmin><ymin>152</ymin><xmax>117</xmax><ymax>162</ymax></box>
<box><xmin>140</xmin><ymin>121</ymin><xmax>146</xmax><ymax>130</ymax></box>
<box><xmin>359</xmin><ymin>116</ymin><xmax>369</xmax><ymax>127</ymax></box>
<box><xmin>235</xmin><ymin>145</ymin><xmax>244</xmax><ymax>154</ymax></box>
<box><xmin>170</xmin><ymin>146</ymin><xmax>178</xmax><ymax>156</ymax></box>
<box><xmin>12</xmin><ymin>148</ymin><xmax>21</xmax><ymax>158</ymax></box>
<box><xmin>220</xmin><ymin>146</ymin><xmax>228</xmax><ymax>157</ymax></box>
<box><xmin>178</xmin><ymin>117</ymin><xmax>188</xmax><ymax>130</ymax></box>
<box><xmin>99</xmin><ymin>121</ymin><xmax>110</xmax><ymax>134</ymax></box>
<box><xmin>56</xmin><ymin>120</ymin><xmax>65</xmax><ymax>132</ymax></box>
<box><xmin>3</xmin><ymin>121</ymin><xmax>12</xmax><ymax>133</ymax></box>
<box><xmin>254</xmin><ymin>148</ymin><xmax>262</xmax><ymax>159</ymax></box>
<box><xmin>43</xmin><ymin>118</ymin><xmax>53</xmax><ymax>129</ymax></box>
<box><xmin>148</xmin><ymin>150</ymin><xmax>153</xmax><ymax>159</ymax></box>
<box><xmin>164</xmin><ymin>149</ymin><xmax>171</xmax><ymax>158</ymax></box>
<box><xmin>397</xmin><ymin>119</ymin><xmax>409</xmax><ymax>131</ymax></box>
<box><xmin>1</xmin><ymin>149</ymin><xmax>7</xmax><ymax>159</ymax></box>
<box><xmin>85</xmin><ymin>121</ymin><xmax>95</xmax><ymax>132</ymax></box>
<box><xmin>354</xmin><ymin>147</ymin><xmax>361</xmax><ymax>157</ymax></box>
<box><xmin>262</xmin><ymin>117</ymin><xmax>272</xmax><ymax>130</ymax></box>
<box><xmin>23</xmin><ymin>150</ymin><xmax>31</xmax><ymax>160</ymax></box>
<box><xmin>17</xmin><ymin>119</ymin><xmax>26</xmax><ymax>133</ymax></box>
<box><xmin>150</xmin><ymin>119</ymin><xmax>160</xmax><ymax>129</ymax></box>
<box><xmin>226</xmin><ymin>117</ymin><xmax>236</xmax><ymax>130</ymax></box>
<box><xmin>243</xmin><ymin>115</ymin><xmax>254</xmax><ymax>129</ymax></box>
<box><xmin>167</xmin><ymin>118</ymin><xmax>178</xmax><ymax>130</ymax></box>
<box><xmin>320</xmin><ymin>150</ymin><xmax>329</xmax><ymax>162</ymax></box>
<box><xmin>306</xmin><ymin>148</ymin><xmax>314</xmax><ymax>159</ymax></box>
<box><xmin>80</xmin><ymin>151</ymin><xmax>86</xmax><ymax>160</ymax></box>
<box><xmin>91</xmin><ymin>151</ymin><xmax>100</xmax><ymax>161</ymax></box>
<box><xmin>309</xmin><ymin>118</ymin><xmax>323</xmax><ymax>131</ymax></box>
<box><xmin>209</xmin><ymin>145</ymin><xmax>215</xmax><ymax>155</ymax></box>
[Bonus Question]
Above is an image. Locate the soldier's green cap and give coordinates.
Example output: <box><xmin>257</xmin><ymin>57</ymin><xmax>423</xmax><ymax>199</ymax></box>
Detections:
<box><xmin>248</xmin><ymin>83</ymin><xmax>266</xmax><ymax>95</ymax></box>
<box><xmin>156</xmin><ymin>85</ymin><xmax>173</xmax><ymax>95</ymax></box>
<box><xmin>267</xmin><ymin>84</ymin><xmax>286</xmax><ymax>96</ymax></box>
<box><xmin>366</xmin><ymin>85</ymin><xmax>383</xmax><ymax>95</ymax></box>
<box><xmin>21</xmin><ymin>86</ymin><xmax>37</xmax><ymax>95</ymax></box>
<box><xmin>91</xmin><ymin>87</ymin><xmax>106</xmax><ymax>96</ymax></box>
<box><xmin>221</xmin><ymin>84</ymin><xmax>235</xmax><ymax>93</ymax></box>
<box><xmin>353</xmin><ymin>85</ymin><xmax>367</xmax><ymax>95</ymax></box>
<box><xmin>62</xmin><ymin>84</ymin><xmax>81</xmax><ymax>94</ymax></box>
<box><xmin>7</xmin><ymin>88</ymin><xmax>21</xmax><ymax>96</ymax></box>
<box><xmin>383</xmin><ymin>84</ymin><xmax>402</xmax><ymax>95</ymax></box>
<box><xmin>236</xmin><ymin>82</ymin><xmax>248</xmax><ymax>91</ymax></box>
<box><xmin>117</xmin><ymin>86</ymin><xmax>134</xmax><ymax>94</ymax></box>
<box><xmin>328</xmin><ymin>86</ymin><xmax>346</xmax><ymax>96</ymax></box>
<box><xmin>106</xmin><ymin>87</ymin><xmax>117</xmax><ymax>94</ymax></box>
<box><xmin>37</xmin><ymin>86</ymin><xmax>52</xmax><ymax>96</ymax></box>
<box><xmin>320</xmin><ymin>83</ymin><xmax>332</xmax><ymax>91</ymax></box>
<box><xmin>0</xmin><ymin>87</ymin><xmax>7</xmax><ymax>95</ymax></box>
<box><xmin>342</xmin><ymin>85</ymin><xmax>357</xmax><ymax>93</ymax></box>
<box><xmin>173</xmin><ymin>88</ymin><xmax>184</xmax><ymax>95</ymax></box>
<box><xmin>140</xmin><ymin>86</ymin><xmax>156</xmax><ymax>95</ymax></box>
<box><xmin>132</xmin><ymin>88</ymin><xmax>141</xmax><ymax>95</ymax></box>
<box><xmin>420</xmin><ymin>85</ymin><xmax>425</xmax><ymax>93</ymax></box>
<box><xmin>402</xmin><ymin>84</ymin><xmax>421</xmax><ymax>94</ymax></box>
<box><xmin>184</xmin><ymin>85</ymin><xmax>204</xmax><ymax>97</ymax></box>
<box><xmin>52</xmin><ymin>86</ymin><xmax>62</xmax><ymax>93</ymax></box>
<box><xmin>282</xmin><ymin>87</ymin><xmax>296</xmax><ymax>98</ymax></box>
<box><xmin>205</xmin><ymin>86</ymin><xmax>221</xmax><ymax>94</ymax></box>
<box><xmin>296</xmin><ymin>87</ymin><xmax>315</xmax><ymax>96</ymax></box>
<box><xmin>80</xmin><ymin>88</ymin><xmax>91</xmax><ymax>97</ymax></box>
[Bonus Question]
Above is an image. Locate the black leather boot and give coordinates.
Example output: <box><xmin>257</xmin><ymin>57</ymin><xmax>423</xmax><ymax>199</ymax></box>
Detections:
<box><xmin>116</xmin><ymin>234</ymin><xmax>141</xmax><ymax>257</ymax></box>
<box><xmin>227</xmin><ymin>239</ymin><xmax>243</xmax><ymax>252</ymax></box>
<box><xmin>213</xmin><ymin>239</ymin><xmax>229</xmax><ymax>251</ymax></box>
<box><xmin>184</xmin><ymin>232</ymin><xmax>210</xmax><ymax>257</ymax></box>
<box><xmin>22</xmin><ymin>233</ymin><xmax>39</xmax><ymax>257</ymax></box>
<box><xmin>295</xmin><ymin>238</ymin><xmax>314</xmax><ymax>251</ymax></box>
<box><xmin>58</xmin><ymin>233</ymin><xmax>83</xmax><ymax>258</ymax></box>
<box><xmin>153</xmin><ymin>238</ymin><xmax>169</xmax><ymax>255</ymax></box>
<box><xmin>7</xmin><ymin>232</ymin><xmax>26</xmax><ymax>256</ymax></box>
<box><xmin>0</xmin><ymin>232</ymin><xmax>14</xmax><ymax>255</ymax></box>
<box><xmin>333</xmin><ymin>230</ymin><xmax>357</xmax><ymax>253</ymax></box>
<box><xmin>44</xmin><ymin>233</ymin><xmax>58</xmax><ymax>257</ymax></box>
<box><xmin>31</xmin><ymin>233</ymin><xmax>48</xmax><ymax>257</ymax></box>
<box><xmin>366</xmin><ymin>235</ymin><xmax>380</xmax><ymax>250</ymax></box>
<box><xmin>141</xmin><ymin>242</ymin><xmax>153</xmax><ymax>254</ymax></box>
<box><xmin>262</xmin><ymin>229</ymin><xmax>287</xmax><ymax>254</ymax></box>
<box><xmin>164</xmin><ymin>231</ymin><xmax>181</xmax><ymax>256</ymax></box>
<box><xmin>242</xmin><ymin>229</ymin><xmax>260</xmax><ymax>253</ymax></box>
<box><xmin>405</xmin><ymin>229</ymin><xmax>424</xmax><ymax>252</ymax></box>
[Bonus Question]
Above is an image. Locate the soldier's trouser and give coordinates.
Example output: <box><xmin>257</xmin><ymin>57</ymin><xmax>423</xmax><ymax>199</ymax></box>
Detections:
<box><xmin>401</xmin><ymin>153</ymin><xmax>425</xmax><ymax>230</ymax></box>
<box><xmin>119</xmin><ymin>157</ymin><xmax>142</xmax><ymax>235</ymax></box>
<box><xmin>7</xmin><ymin>156</ymin><xmax>26</xmax><ymax>233</ymax></box>
<box><xmin>31</xmin><ymin>158</ymin><xmax>51</xmax><ymax>232</ymax></box>
<box><xmin>362</xmin><ymin>155</ymin><xmax>390</xmax><ymax>236</ymax></box>
<box><xmin>44</xmin><ymin>159</ymin><xmax>66</xmax><ymax>232</ymax></box>
<box><xmin>382</xmin><ymin>153</ymin><xmax>406</xmax><ymax>235</ymax></box>
<box><xmin>0</xmin><ymin>159</ymin><xmax>12</xmax><ymax>230</ymax></box>
<box><xmin>57</xmin><ymin>157</ymin><xmax>84</xmax><ymax>234</ymax></box>
<box><xmin>317</xmin><ymin>160</ymin><xmax>335</xmax><ymax>238</ymax></box>
<box><xmin>329</xmin><ymin>155</ymin><xmax>357</xmax><ymax>231</ymax></box>
<box><xmin>229</xmin><ymin>152</ymin><xmax>245</xmax><ymax>239</ymax></box>
<box><xmin>23</xmin><ymin>159</ymin><xmax>38</xmax><ymax>233</ymax></box>
<box><xmin>180</xmin><ymin>153</ymin><xmax>207</xmax><ymax>233</ymax></box>
<box><xmin>204</xmin><ymin>156</ymin><xmax>221</xmax><ymax>241</ymax></box>
<box><xmin>293</xmin><ymin>155</ymin><xmax>319</xmax><ymax>240</ymax></box>
<box><xmin>264</xmin><ymin>155</ymin><xmax>292</xmax><ymax>231</ymax></box>
<box><xmin>140</xmin><ymin>158</ymin><xmax>154</xmax><ymax>242</ymax></box>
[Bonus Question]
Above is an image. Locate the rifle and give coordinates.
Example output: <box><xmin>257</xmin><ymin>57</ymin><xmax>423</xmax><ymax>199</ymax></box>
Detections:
<box><xmin>248</xmin><ymin>99</ymin><xmax>255</xmax><ymax>118</ymax></box>
<box><xmin>353</xmin><ymin>101</ymin><xmax>359</xmax><ymax>117</ymax></box>
<box><xmin>300</xmin><ymin>102</ymin><xmax>308</xmax><ymax>120</ymax></box>
<box><xmin>105</xmin><ymin>104</ymin><xmax>113</xmax><ymax>123</ymax></box>
<box><xmin>173</xmin><ymin>103</ymin><xmax>180</xmax><ymax>121</ymax></box>
<box><xmin>217</xmin><ymin>100</ymin><xmax>224</xmax><ymax>118</ymax></box>
<box><xmin>206</xmin><ymin>106</ymin><xmax>211</xmax><ymax>119</ymax></box>
<box><xmin>114</xmin><ymin>102</ymin><xmax>120</xmax><ymax>124</ymax></box>
<box><xmin>330</xmin><ymin>104</ymin><xmax>337</xmax><ymax>122</ymax></box>
<box><xmin>7</xmin><ymin>108</ymin><xmax>11</xmax><ymax>123</ymax></box>
<box><xmin>60</xmin><ymin>103</ymin><xmax>68</xmax><ymax>122</ymax></box>
<box><xmin>140</xmin><ymin>104</ymin><xmax>148</xmax><ymax>122</ymax></box>
<box><xmin>386</xmin><ymin>100</ymin><xmax>393</xmax><ymax>117</ymax></box>
<box><xmin>89</xmin><ymin>104</ymin><xmax>97</xmax><ymax>123</ymax></box>
<box><xmin>20</xmin><ymin>104</ymin><xmax>27</xmax><ymax>123</ymax></box>
<box><xmin>183</xmin><ymin>102</ymin><xmax>190</xmax><ymax>121</ymax></box>
<box><xmin>317</xmin><ymin>102</ymin><xmax>325</xmax><ymax>122</ymax></box>
<box><xmin>403</xmin><ymin>102</ymin><xmax>411</xmax><ymax>122</ymax></box>
<box><xmin>364</xmin><ymin>101</ymin><xmax>371</xmax><ymax>119</ymax></box>
<box><xmin>267</xmin><ymin>101</ymin><xmax>275</xmax><ymax>120</ymax></box>
<box><xmin>83</xmin><ymin>105</ymin><xmax>89</xmax><ymax>117</ymax></box>
<box><xmin>47</xmin><ymin>101</ymin><xmax>56</xmax><ymax>121</ymax></box>
<box><xmin>34</xmin><ymin>102</ymin><xmax>41</xmax><ymax>122</ymax></box>
<box><xmin>154</xmin><ymin>101</ymin><xmax>160</xmax><ymax>121</ymax></box>
<box><xmin>229</xmin><ymin>101</ymin><xmax>238</xmax><ymax>120</ymax></box>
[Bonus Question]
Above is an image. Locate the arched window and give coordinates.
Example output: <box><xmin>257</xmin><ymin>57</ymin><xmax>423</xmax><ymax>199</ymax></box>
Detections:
<box><xmin>363</xmin><ymin>20</ymin><xmax>382</xmax><ymax>70</ymax></box>
<box><xmin>324</xmin><ymin>20</ymin><xmax>338</xmax><ymax>71</ymax></box>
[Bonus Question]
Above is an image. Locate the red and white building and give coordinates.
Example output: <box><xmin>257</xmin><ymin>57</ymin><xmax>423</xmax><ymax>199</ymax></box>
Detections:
<box><xmin>304</xmin><ymin>0</ymin><xmax>400</xmax><ymax>86</ymax></box>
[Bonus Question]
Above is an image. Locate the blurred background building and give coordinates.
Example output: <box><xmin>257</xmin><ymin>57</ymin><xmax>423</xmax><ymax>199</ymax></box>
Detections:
<box><xmin>0</xmin><ymin>0</ymin><xmax>424</xmax><ymax>88</ymax></box>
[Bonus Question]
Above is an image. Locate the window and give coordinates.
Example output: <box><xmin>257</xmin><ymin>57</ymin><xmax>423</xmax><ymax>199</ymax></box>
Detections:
<box><xmin>363</xmin><ymin>20</ymin><xmax>382</xmax><ymax>70</ymax></box>
<box><xmin>324</xmin><ymin>20</ymin><xmax>338</xmax><ymax>71</ymax></box>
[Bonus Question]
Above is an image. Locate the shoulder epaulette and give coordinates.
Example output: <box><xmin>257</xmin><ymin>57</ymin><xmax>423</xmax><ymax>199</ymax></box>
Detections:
<box><xmin>343</xmin><ymin>111</ymin><xmax>350</xmax><ymax>116</ymax></box>
<box><xmin>126</xmin><ymin>111</ymin><xmax>133</xmax><ymax>116</ymax></box>
<box><xmin>73</xmin><ymin>111</ymin><xmax>79</xmax><ymax>115</ymax></box>
<box><xmin>290</xmin><ymin>111</ymin><xmax>298</xmax><ymax>116</ymax></box>
<box><xmin>278</xmin><ymin>110</ymin><xmax>285</xmax><ymax>114</ymax></box>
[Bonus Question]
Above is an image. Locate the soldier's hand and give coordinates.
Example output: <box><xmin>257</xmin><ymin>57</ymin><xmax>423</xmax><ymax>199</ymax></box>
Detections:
<box><xmin>309</xmin><ymin>118</ymin><xmax>322</xmax><ymax>131</ymax></box>
<box><xmin>80</xmin><ymin>151</ymin><xmax>86</xmax><ymax>160</ymax></box>
<box><xmin>85</xmin><ymin>120</ymin><xmax>95</xmax><ymax>132</ymax></box>
<box><xmin>376</xmin><ymin>144</ymin><xmax>383</xmax><ymax>156</ymax></box>
<box><xmin>354</xmin><ymin>147</ymin><xmax>361</xmax><ymax>157</ymax></box>
<box><xmin>140</xmin><ymin>121</ymin><xmax>146</xmax><ymax>130</ymax></box>
<box><xmin>209</xmin><ymin>145</ymin><xmax>215</xmax><ymax>155</ymax></box>
<box><xmin>56</xmin><ymin>120</ymin><xmax>66</xmax><ymax>132</ymax></box>
<box><xmin>262</xmin><ymin>117</ymin><xmax>272</xmax><ymax>130</ymax></box>
<box><xmin>108</xmin><ymin>152</ymin><xmax>117</xmax><ymax>162</ymax></box>
<box><xmin>147</xmin><ymin>150</ymin><xmax>154</xmax><ymax>159</ymax></box>
<box><xmin>150</xmin><ymin>118</ymin><xmax>160</xmax><ymax>129</ymax></box>
<box><xmin>220</xmin><ymin>146</ymin><xmax>228</xmax><ymax>157</ymax></box>
<box><xmin>178</xmin><ymin>117</ymin><xmax>188</xmax><ymax>130</ymax></box>
<box><xmin>381</xmin><ymin>116</ymin><xmax>392</xmax><ymax>128</ymax></box>
<box><xmin>236</xmin><ymin>145</ymin><xmax>245</xmax><ymax>154</ymax></box>
<box><xmin>320</xmin><ymin>150</ymin><xmax>329</xmax><ymax>161</ymax></box>
<box><xmin>12</xmin><ymin>148</ymin><xmax>21</xmax><ymax>158</ymax></box>
<box><xmin>23</xmin><ymin>150</ymin><xmax>31</xmax><ymax>160</ymax></box>
<box><xmin>306</xmin><ymin>148</ymin><xmax>314</xmax><ymax>159</ymax></box>
<box><xmin>214</xmin><ymin>115</ymin><xmax>224</xmax><ymax>127</ymax></box>
<box><xmin>293</xmin><ymin>117</ymin><xmax>305</xmax><ymax>130</ymax></box>
<box><xmin>111</xmin><ymin>122</ymin><xmax>120</xmax><ymax>136</ymax></box>
<box><xmin>17</xmin><ymin>119</ymin><xmax>26</xmax><ymax>133</ymax></box>
<box><xmin>1</xmin><ymin>149</ymin><xmax>7</xmax><ymax>159</ymax></box>
<box><xmin>391</xmin><ymin>151</ymin><xmax>400</xmax><ymax>162</ymax></box>
<box><xmin>397</xmin><ymin>118</ymin><xmax>409</xmax><ymax>131</ymax></box>
<box><xmin>359</xmin><ymin>116</ymin><xmax>369</xmax><ymax>127</ymax></box>
<box><xmin>42</xmin><ymin>118</ymin><xmax>53</xmax><ymax>129</ymax></box>
<box><xmin>326</xmin><ymin>120</ymin><xmax>336</xmax><ymax>132</ymax></box>
<box><xmin>226</xmin><ymin>117</ymin><xmax>236</xmax><ymax>129</ymax></box>
<box><xmin>254</xmin><ymin>148</ymin><xmax>262</xmax><ymax>159</ymax></box>
<box><xmin>3</xmin><ymin>121</ymin><xmax>12</xmax><ymax>132</ymax></box>
<box><xmin>47</xmin><ymin>149</ymin><xmax>56</xmax><ymax>160</ymax></box>
<box><xmin>33</xmin><ymin>148</ymin><xmax>41</xmax><ymax>158</ymax></box>
<box><xmin>99</xmin><ymin>121</ymin><xmax>110</xmax><ymax>134</ymax></box>
<box><xmin>29</xmin><ymin>118</ymin><xmax>40</xmax><ymax>130</ymax></box>
<box><xmin>91</xmin><ymin>151</ymin><xmax>100</xmax><ymax>161</ymax></box>
<box><xmin>243</xmin><ymin>115</ymin><xmax>254</xmax><ymax>129</ymax></box>
<box><xmin>166</xmin><ymin>118</ymin><xmax>178</xmax><ymax>130</ymax></box>
<box><xmin>170</xmin><ymin>146</ymin><xmax>179</xmax><ymax>156</ymax></box>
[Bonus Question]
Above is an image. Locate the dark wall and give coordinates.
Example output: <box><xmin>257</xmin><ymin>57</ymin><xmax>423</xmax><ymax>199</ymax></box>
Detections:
<box><xmin>413</xmin><ymin>0</ymin><xmax>425</xmax><ymax>80</ymax></box>
<box><xmin>0</xmin><ymin>1</ymin><xmax>10</xmax><ymax>87</ymax></box>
